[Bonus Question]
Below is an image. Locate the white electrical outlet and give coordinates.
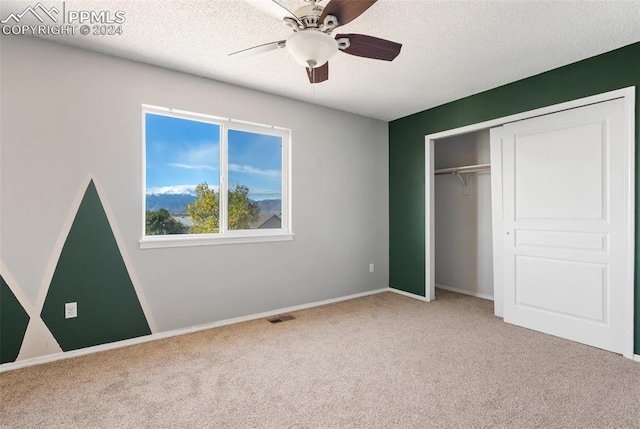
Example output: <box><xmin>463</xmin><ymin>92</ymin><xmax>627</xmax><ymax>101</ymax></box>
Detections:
<box><xmin>65</xmin><ymin>302</ymin><xmax>77</xmax><ymax>319</ymax></box>
<box><xmin>369</xmin><ymin>263</ymin><xmax>375</xmax><ymax>273</ymax></box>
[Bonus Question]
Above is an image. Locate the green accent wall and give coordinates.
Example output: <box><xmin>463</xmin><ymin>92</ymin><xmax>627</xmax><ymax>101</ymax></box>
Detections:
<box><xmin>41</xmin><ymin>180</ymin><xmax>151</xmax><ymax>351</ymax></box>
<box><xmin>389</xmin><ymin>42</ymin><xmax>640</xmax><ymax>353</ymax></box>
<box><xmin>0</xmin><ymin>275</ymin><xmax>30</xmax><ymax>364</ymax></box>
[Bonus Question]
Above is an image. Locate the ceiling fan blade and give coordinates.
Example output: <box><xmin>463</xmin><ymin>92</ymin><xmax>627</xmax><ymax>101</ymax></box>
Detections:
<box><xmin>336</xmin><ymin>34</ymin><xmax>402</xmax><ymax>61</ymax></box>
<box><xmin>320</xmin><ymin>0</ymin><xmax>377</xmax><ymax>28</ymax></box>
<box><xmin>229</xmin><ymin>40</ymin><xmax>286</xmax><ymax>58</ymax></box>
<box><xmin>306</xmin><ymin>62</ymin><xmax>329</xmax><ymax>84</ymax></box>
<box><xmin>244</xmin><ymin>0</ymin><xmax>300</xmax><ymax>23</ymax></box>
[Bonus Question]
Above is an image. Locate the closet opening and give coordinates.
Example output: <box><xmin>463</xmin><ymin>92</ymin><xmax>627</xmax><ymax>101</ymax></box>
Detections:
<box><xmin>423</xmin><ymin>88</ymin><xmax>634</xmax><ymax>357</ymax></box>
<box><xmin>432</xmin><ymin>130</ymin><xmax>494</xmax><ymax>311</ymax></box>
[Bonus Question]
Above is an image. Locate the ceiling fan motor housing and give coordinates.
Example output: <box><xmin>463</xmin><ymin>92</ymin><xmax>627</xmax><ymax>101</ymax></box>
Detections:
<box><xmin>295</xmin><ymin>4</ymin><xmax>324</xmax><ymax>28</ymax></box>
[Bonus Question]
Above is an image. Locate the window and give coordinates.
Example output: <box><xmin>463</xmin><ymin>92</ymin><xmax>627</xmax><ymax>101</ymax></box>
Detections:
<box><xmin>141</xmin><ymin>105</ymin><xmax>291</xmax><ymax>248</ymax></box>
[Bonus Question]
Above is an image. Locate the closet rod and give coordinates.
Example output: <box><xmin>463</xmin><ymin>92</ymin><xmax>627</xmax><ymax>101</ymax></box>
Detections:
<box><xmin>434</xmin><ymin>163</ymin><xmax>491</xmax><ymax>176</ymax></box>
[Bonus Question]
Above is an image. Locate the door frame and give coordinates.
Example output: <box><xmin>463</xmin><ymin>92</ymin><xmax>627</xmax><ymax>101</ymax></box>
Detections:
<box><xmin>424</xmin><ymin>87</ymin><xmax>635</xmax><ymax>358</ymax></box>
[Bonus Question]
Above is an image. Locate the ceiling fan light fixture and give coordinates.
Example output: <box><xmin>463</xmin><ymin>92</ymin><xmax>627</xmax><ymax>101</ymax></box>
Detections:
<box><xmin>286</xmin><ymin>30</ymin><xmax>338</xmax><ymax>68</ymax></box>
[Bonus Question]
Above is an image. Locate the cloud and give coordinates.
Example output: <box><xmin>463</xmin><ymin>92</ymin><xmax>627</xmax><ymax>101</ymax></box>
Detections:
<box><xmin>163</xmin><ymin>142</ymin><xmax>219</xmax><ymax>171</ymax></box>
<box><xmin>228</xmin><ymin>164</ymin><xmax>280</xmax><ymax>178</ymax></box>
<box><xmin>184</xmin><ymin>143</ymin><xmax>218</xmax><ymax>161</ymax></box>
<box><xmin>168</xmin><ymin>163</ymin><xmax>216</xmax><ymax>170</ymax></box>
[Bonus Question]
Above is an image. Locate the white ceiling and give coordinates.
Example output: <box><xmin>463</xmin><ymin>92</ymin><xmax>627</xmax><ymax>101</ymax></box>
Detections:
<box><xmin>7</xmin><ymin>0</ymin><xmax>640</xmax><ymax>121</ymax></box>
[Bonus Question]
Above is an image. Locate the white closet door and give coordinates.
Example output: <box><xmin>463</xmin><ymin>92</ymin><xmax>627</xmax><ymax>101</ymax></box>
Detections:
<box><xmin>501</xmin><ymin>98</ymin><xmax>631</xmax><ymax>354</ymax></box>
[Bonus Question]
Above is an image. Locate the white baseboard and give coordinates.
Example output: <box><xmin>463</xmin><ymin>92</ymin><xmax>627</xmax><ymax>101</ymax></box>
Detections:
<box><xmin>0</xmin><ymin>288</ymin><xmax>388</xmax><ymax>373</ymax></box>
<box><xmin>634</xmin><ymin>355</ymin><xmax>640</xmax><ymax>363</ymax></box>
<box><xmin>387</xmin><ymin>287</ymin><xmax>430</xmax><ymax>302</ymax></box>
<box><xmin>435</xmin><ymin>283</ymin><xmax>494</xmax><ymax>301</ymax></box>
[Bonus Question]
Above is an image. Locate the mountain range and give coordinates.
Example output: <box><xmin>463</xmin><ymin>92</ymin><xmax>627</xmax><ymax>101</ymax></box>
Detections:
<box><xmin>146</xmin><ymin>193</ymin><xmax>281</xmax><ymax>215</ymax></box>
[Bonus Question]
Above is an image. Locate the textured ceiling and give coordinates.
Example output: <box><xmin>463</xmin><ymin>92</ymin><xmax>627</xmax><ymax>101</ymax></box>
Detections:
<box><xmin>4</xmin><ymin>0</ymin><xmax>640</xmax><ymax>121</ymax></box>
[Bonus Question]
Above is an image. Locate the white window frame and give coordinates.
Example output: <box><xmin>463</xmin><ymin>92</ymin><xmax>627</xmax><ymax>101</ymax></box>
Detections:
<box><xmin>140</xmin><ymin>104</ymin><xmax>293</xmax><ymax>249</ymax></box>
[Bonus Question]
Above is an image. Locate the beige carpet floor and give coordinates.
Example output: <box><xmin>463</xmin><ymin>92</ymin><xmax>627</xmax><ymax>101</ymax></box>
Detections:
<box><xmin>2</xmin><ymin>289</ymin><xmax>640</xmax><ymax>428</ymax></box>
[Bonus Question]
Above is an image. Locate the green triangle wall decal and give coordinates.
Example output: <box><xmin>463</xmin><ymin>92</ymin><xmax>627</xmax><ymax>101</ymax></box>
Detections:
<box><xmin>41</xmin><ymin>180</ymin><xmax>151</xmax><ymax>351</ymax></box>
<box><xmin>1</xmin><ymin>275</ymin><xmax>30</xmax><ymax>364</ymax></box>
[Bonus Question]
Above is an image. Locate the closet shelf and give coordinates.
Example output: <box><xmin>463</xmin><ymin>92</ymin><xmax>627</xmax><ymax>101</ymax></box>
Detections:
<box><xmin>434</xmin><ymin>163</ymin><xmax>491</xmax><ymax>176</ymax></box>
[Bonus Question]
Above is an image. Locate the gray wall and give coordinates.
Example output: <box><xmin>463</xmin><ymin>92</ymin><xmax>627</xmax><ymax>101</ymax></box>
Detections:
<box><xmin>434</xmin><ymin>131</ymin><xmax>493</xmax><ymax>299</ymax></box>
<box><xmin>0</xmin><ymin>36</ymin><xmax>389</xmax><ymax>343</ymax></box>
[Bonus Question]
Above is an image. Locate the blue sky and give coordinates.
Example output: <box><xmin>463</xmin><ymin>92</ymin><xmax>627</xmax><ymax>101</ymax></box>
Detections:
<box><xmin>146</xmin><ymin>113</ymin><xmax>282</xmax><ymax>200</ymax></box>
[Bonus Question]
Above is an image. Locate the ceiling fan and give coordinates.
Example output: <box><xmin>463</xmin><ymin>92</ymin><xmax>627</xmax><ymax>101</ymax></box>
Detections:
<box><xmin>230</xmin><ymin>0</ymin><xmax>402</xmax><ymax>83</ymax></box>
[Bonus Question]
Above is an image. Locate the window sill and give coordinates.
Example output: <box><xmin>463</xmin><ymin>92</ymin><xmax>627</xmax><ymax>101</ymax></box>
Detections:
<box><xmin>139</xmin><ymin>232</ymin><xmax>294</xmax><ymax>249</ymax></box>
